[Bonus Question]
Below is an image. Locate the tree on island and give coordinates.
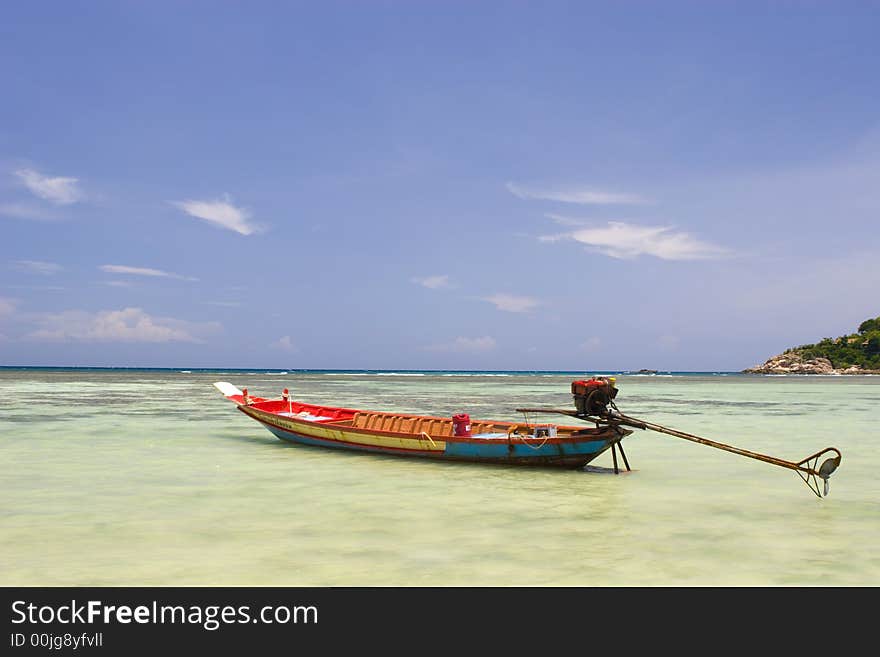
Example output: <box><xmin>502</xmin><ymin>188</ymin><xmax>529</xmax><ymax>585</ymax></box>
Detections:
<box><xmin>785</xmin><ymin>314</ymin><xmax>880</xmax><ymax>370</ymax></box>
<box><xmin>859</xmin><ymin>317</ymin><xmax>879</xmax><ymax>335</ymax></box>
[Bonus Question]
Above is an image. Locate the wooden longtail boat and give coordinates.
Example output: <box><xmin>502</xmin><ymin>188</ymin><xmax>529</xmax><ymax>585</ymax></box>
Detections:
<box><xmin>213</xmin><ymin>381</ymin><xmax>631</xmax><ymax>468</ymax></box>
<box><xmin>214</xmin><ymin>377</ymin><xmax>843</xmax><ymax>497</ymax></box>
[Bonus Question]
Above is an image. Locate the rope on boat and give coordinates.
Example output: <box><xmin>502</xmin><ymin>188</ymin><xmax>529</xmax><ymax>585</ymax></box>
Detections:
<box><xmin>507</xmin><ymin>412</ymin><xmax>550</xmax><ymax>451</ymax></box>
<box><xmin>508</xmin><ymin>412</ymin><xmax>552</xmax><ymax>450</ymax></box>
<box><xmin>419</xmin><ymin>432</ymin><xmax>437</xmax><ymax>448</ymax></box>
<box><xmin>516</xmin><ymin>433</ymin><xmax>552</xmax><ymax>450</ymax></box>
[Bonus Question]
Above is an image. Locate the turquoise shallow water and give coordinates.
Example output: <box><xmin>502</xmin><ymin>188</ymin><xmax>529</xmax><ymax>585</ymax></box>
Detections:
<box><xmin>1</xmin><ymin>369</ymin><xmax>878</xmax><ymax>586</ymax></box>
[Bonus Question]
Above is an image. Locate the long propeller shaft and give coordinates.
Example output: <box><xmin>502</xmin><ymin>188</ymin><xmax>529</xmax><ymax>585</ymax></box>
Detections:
<box><xmin>515</xmin><ymin>406</ymin><xmax>841</xmax><ymax>497</ymax></box>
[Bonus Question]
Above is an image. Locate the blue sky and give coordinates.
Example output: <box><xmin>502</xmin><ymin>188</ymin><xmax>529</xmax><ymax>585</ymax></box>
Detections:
<box><xmin>1</xmin><ymin>1</ymin><xmax>878</xmax><ymax>370</ymax></box>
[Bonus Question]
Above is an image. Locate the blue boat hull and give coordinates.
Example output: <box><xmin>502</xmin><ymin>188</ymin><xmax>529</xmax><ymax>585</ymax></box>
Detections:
<box><xmin>259</xmin><ymin>417</ymin><xmax>623</xmax><ymax>468</ymax></box>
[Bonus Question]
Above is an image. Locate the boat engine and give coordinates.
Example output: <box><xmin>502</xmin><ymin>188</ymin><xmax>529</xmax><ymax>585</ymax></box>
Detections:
<box><xmin>571</xmin><ymin>377</ymin><xmax>618</xmax><ymax>416</ymax></box>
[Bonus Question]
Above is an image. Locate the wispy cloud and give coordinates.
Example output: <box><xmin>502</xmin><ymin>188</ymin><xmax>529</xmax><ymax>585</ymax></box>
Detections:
<box><xmin>482</xmin><ymin>293</ymin><xmax>540</xmax><ymax>313</ymax></box>
<box><xmin>506</xmin><ymin>182</ymin><xmax>647</xmax><ymax>205</ymax></box>
<box><xmin>0</xmin><ymin>202</ymin><xmax>61</xmax><ymax>221</ymax></box>
<box><xmin>15</xmin><ymin>168</ymin><xmax>84</xmax><ymax>205</ymax></box>
<box><xmin>272</xmin><ymin>335</ymin><xmax>297</xmax><ymax>352</ymax></box>
<box><xmin>540</xmin><ymin>221</ymin><xmax>729</xmax><ymax>260</ymax></box>
<box><xmin>425</xmin><ymin>336</ymin><xmax>497</xmax><ymax>352</ymax></box>
<box><xmin>25</xmin><ymin>307</ymin><xmax>220</xmax><ymax>343</ymax></box>
<box><xmin>170</xmin><ymin>195</ymin><xmax>259</xmax><ymax>235</ymax></box>
<box><xmin>11</xmin><ymin>260</ymin><xmax>62</xmax><ymax>275</ymax></box>
<box><xmin>412</xmin><ymin>274</ymin><xmax>450</xmax><ymax>289</ymax></box>
<box><xmin>99</xmin><ymin>264</ymin><xmax>197</xmax><ymax>281</ymax></box>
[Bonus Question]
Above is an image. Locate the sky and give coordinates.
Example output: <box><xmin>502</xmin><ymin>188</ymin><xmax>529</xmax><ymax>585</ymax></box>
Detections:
<box><xmin>1</xmin><ymin>1</ymin><xmax>878</xmax><ymax>371</ymax></box>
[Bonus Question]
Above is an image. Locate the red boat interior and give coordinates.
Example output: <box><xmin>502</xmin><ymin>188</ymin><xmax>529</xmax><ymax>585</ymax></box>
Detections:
<box><xmin>235</xmin><ymin>394</ymin><xmax>599</xmax><ymax>440</ymax></box>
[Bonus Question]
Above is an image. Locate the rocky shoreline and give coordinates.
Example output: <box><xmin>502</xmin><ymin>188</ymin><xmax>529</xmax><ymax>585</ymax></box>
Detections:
<box><xmin>742</xmin><ymin>352</ymin><xmax>880</xmax><ymax>375</ymax></box>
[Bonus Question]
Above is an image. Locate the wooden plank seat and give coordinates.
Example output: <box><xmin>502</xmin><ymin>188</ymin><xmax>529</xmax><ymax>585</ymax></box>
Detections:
<box><xmin>470</xmin><ymin>422</ymin><xmax>500</xmax><ymax>435</ymax></box>
<box><xmin>351</xmin><ymin>412</ymin><xmax>499</xmax><ymax>437</ymax></box>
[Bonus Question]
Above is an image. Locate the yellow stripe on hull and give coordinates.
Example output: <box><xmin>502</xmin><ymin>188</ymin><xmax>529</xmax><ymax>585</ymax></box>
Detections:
<box><xmin>241</xmin><ymin>406</ymin><xmax>447</xmax><ymax>452</ymax></box>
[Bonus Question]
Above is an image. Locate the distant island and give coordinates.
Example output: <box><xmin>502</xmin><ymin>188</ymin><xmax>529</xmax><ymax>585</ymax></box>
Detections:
<box><xmin>744</xmin><ymin>315</ymin><xmax>880</xmax><ymax>374</ymax></box>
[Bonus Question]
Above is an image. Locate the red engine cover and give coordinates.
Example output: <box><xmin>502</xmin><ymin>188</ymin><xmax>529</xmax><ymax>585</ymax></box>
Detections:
<box><xmin>571</xmin><ymin>379</ymin><xmax>608</xmax><ymax>395</ymax></box>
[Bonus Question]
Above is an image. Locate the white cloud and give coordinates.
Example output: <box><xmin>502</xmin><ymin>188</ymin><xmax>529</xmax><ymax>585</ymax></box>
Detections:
<box><xmin>273</xmin><ymin>335</ymin><xmax>297</xmax><ymax>352</ymax></box>
<box><xmin>14</xmin><ymin>168</ymin><xmax>84</xmax><ymax>205</ymax></box>
<box><xmin>507</xmin><ymin>181</ymin><xmax>647</xmax><ymax>205</ymax></box>
<box><xmin>99</xmin><ymin>264</ymin><xmax>197</xmax><ymax>281</ymax></box>
<box><xmin>425</xmin><ymin>336</ymin><xmax>497</xmax><ymax>352</ymax></box>
<box><xmin>0</xmin><ymin>202</ymin><xmax>61</xmax><ymax>220</ymax></box>
<box><xmin>542</xmin><ymin>221</ymin><xmax>729</xmax><ymax>260</ymax></box>
<box><xmin>11</xmin><ymin>260</ymin><xmax>62</xmax><ymax>275</ymax></box>
<box><xmin>25</xmin><ymin>307</ymin><xmax>220</xmax><ymax>343</ymax></box>
<box><xmin>412</xmin><ymin>274</ymin><xmax>450</xmax><ymax>289</ymax></box>
<box><xmin>170</xmin><ymin>195</ymin><xmax>258</xmax><ymax>235</ymax></box>
<box><xmin>482</xmin><ymin>293</ymin><xmax>540</xmax><ymax>313</ymax></box>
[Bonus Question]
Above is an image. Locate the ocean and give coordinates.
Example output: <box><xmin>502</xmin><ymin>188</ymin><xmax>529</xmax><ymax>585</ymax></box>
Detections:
<box><xmin>1</xmin><ymin>368</ymin><xmax>878</xmax><ymax>586</ymax></box>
